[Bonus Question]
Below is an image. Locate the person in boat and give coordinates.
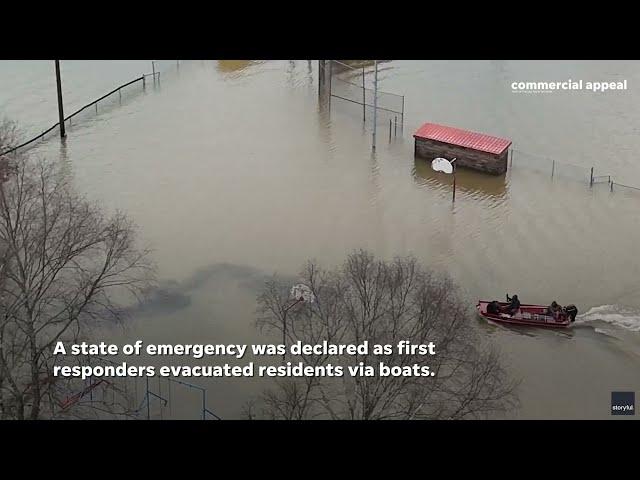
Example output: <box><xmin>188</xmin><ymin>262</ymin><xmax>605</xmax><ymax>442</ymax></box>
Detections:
<box><xmin>546</xmin><ymin>301</ymin><xmax>562</xmax><ymax>318</ymax></box>
<box><xmin>487</xmin><ymin>301</ymin><xmax>500</xmax><ymax>314</ymax></box>
<box><xmin>501</xmin><ymin>294</ymin><xmax>520</xmax><ymax>315</ymax></box>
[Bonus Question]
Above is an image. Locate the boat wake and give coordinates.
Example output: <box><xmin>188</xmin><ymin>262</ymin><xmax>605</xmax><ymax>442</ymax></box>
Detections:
<box><xmin>576</xmin><ymin>305</ymin><xmax>640</xmax><ymax>332</ymax></box>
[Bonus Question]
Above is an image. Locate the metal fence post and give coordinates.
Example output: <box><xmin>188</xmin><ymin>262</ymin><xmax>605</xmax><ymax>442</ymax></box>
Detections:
<box><xmin>167</xmin><ymin>379</ymin><xmax>172</xmax><ymax>417</ymax></box>
<box><xmin>362</xmin><ymin>66</ymin><xmax>366</xmax><ymax>122</ymax></box>
<box><xmin>452</xmin><ymin>172</ymin><xmax>456</xmax><ymax>203</ymax></box>
<box><xmin>157</xmin><ymin>377</ymin><xmax>162</xmax><ymax>420</ymax></box>
<box><xmin>590</xmin><ymin>167</ymin><xmax>594</xmax><ymax>187</ymax></box>
<box><xmin>328</xmin><ymin>60</ymin><xmax>332</xmax><ymax>97</ymax></box>
<box><xmin>146</xmin><ymin>376</ymin><xmax>150</xmax><ymax>420</ymax></box>
<box><xmin>88</xmin><ymin>356</ymin><xmax>93</xmax><ymax>403</ymax></box>
<box><xmin>551</xmin><ymin>159</ymin><xmax>555</xmax><ymax>178</ymax></box>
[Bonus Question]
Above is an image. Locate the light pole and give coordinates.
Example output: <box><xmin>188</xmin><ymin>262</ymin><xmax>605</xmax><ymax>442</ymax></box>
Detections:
<box><xmin>372</xmin><ymin>60</ymin><xmax>378</xmax><ymax>150</ymax></box>
<box><xmin>54</xmin><ymin>60</ymin><xmax>66</xmax><ymax>138</ymax></box>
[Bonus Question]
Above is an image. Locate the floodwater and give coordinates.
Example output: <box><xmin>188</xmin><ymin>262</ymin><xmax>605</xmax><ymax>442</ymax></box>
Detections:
<box><xmin>1</xmin><ymin>60</ymin><xmax>639</xmax><ymax>419</ymax></box>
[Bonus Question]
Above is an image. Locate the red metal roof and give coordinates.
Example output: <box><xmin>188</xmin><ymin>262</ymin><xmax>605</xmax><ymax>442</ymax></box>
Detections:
<box><xmin>414</xmin><ymin>123</ymin><xmax>511</xmax><ymax>155</ymax></box>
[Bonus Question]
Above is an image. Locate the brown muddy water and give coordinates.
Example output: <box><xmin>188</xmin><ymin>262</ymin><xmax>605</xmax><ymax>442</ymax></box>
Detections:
<box><xmin>1</xmin><ymin>60</ymin><xmax>639</xmax><ymax>419</ymax></box>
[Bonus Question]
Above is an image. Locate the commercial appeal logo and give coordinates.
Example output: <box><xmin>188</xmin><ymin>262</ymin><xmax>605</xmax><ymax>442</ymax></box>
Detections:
<box><xmin>611</xmin><ymin>392</ymin><xmax>635</xmax><ymax>415</ymax></box>
<box><xmin>511</xmin><ymin>79</ymin><xmax>628</xmax><ymax>94</ymax></box>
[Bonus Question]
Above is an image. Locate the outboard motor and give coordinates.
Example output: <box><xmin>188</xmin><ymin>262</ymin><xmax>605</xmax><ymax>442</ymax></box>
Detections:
<box><xmin>564</xmin><ymin>304</ymin><xmax>578</xmax><ymax>322</ymax></box>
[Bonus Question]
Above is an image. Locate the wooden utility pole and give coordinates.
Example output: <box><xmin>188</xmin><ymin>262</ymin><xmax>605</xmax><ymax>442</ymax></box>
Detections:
<box><xmin>55</xmin><ymin>60</ymin><xmax>66</xmax><ymax>138</ymax></box>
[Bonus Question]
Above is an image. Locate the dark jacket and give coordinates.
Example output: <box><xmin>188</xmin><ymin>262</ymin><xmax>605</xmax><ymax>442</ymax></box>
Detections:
<box><xmin>507</xmin><ymin>295</ymin><xmax>520</xmax><ymax>312</ymax></box>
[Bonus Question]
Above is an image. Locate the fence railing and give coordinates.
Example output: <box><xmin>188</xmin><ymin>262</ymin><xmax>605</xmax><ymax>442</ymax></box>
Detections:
<box><xmin>503</xmin><ymin>148</ymin><xmax>640</xmax><ymax>195</ymax></box>
<box><xmin>507</xmin><ymin>149</ymin><xmax>640</xmax><ymax>195</ymax></box>
<box><xmin>0</xmin><ymin>63</ymin><xmax>167</xmax><ymax>157</ymax></box>
<box><xmin>592</xmin><ymin>175</ymin><xmax>611</xmax><ymax>184</ymax></box>
<box><xmin>609</xmin><ymin>181</ymin><xmax>640</xmax><ymax>192</ymax></box>
<box><xmin>52</xmin><ymin>353</ymin><xmax>222</xmax><ymax>420</ymax></box>
<box><xmin>51</xmin><ymin>354</ymin><xmax>137</xmax><ymax>419</ymax></box>
<box><xmin>322</xmin><ymin>60</ymin><xmax>405</xmax><ymax>123</ymax></box>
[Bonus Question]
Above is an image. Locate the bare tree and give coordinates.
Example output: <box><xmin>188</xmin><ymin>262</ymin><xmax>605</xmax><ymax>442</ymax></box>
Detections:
<box><xmin>0</xmin><ymin>118</ymin><xmax>20</xmax><ymax>153</ymax></box>
<box><xmin>0</xmin><ymin>146</ymin><xmax>153</xmax><ymax>419</ymax></box>
<box><xmin>0</xmin><ymin>119</ymin><xmax>20</xmax><ymax>182</ymax></box>
<box><xmin>250</xmin><ymin>250</ymin><xmax>518</xmax><ymax>420</ymax></box>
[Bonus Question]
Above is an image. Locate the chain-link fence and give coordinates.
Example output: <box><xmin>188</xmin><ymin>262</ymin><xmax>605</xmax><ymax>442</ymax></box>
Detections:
<box><xmin>510</xmin><ymin>148</ymin><xmax>640</xmax><ymax>195</ymax></box>
<box><xmin>510</xmin><ymin>149</ymin><xmax>593</xmax><ymax>183</ymax></box>
<box><xmin>322</xmin><ymin>60</ymin><xmax>405</xmax><ymax>125</ymax></box>
<box><xmin>0</xmin><ymin>60</ymin><xmax>179</xmax><ymax>158</ymax></box>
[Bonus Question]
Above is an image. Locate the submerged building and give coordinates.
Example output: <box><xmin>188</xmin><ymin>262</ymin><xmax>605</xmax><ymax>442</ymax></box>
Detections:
<box><xmin>414</xmin><ymin>123</ymin><xmax>512</xmax><ymax>175</ymax></box>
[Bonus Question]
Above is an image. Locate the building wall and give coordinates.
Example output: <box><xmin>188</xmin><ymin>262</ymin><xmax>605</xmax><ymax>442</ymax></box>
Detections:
<box><xmin>414</xmin><ymin>138</ymin><xmax>508</xmax><ymax>175</ymax></box>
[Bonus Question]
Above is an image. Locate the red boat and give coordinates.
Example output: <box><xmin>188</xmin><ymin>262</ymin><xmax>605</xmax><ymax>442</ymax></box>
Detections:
<box><xmin>476</xmin><ymin>300</ymin><xmax>578</xmax><ymax>328</ymax></box>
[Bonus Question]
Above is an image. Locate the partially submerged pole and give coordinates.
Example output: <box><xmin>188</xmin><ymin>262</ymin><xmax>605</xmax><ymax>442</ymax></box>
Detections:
<box><xmin>362</xmin><ymin>66</ymin><xmax>366</xmax><ymax>121</ymax></box>
<box><xmin>452</xmin><ymin>170</ymin><xmax>456</xmax><ymax>203</ymax></box>
<box><xmin>146</xmin><ymin>376</ymin><xmax>150</xmax><ymax>420</ymax></box>
<box><xmin>55</xmin><ymin>60</ymin><xmax>66</xmax><ymax>138</ymax></box>
<box><xmin>372</xmin><ymin>60</ymin><xmax>378</xmax><ymax>150</ymax></box>
<box><xmin>453</xmin><ymin>173</ymin><xmax>456</xmax><ymax>203</ymax></box>
<box><xmin>452</xmin><ymin>158</ymin><xmax>457</xmax><ymax>203</ymax></box>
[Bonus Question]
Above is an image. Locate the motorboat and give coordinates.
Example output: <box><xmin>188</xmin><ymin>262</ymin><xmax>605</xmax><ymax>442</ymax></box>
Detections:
<box><xmin>477</xmin><ymin>299</ymin><xmax>578</xmax><ymax>328</ymax></box>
